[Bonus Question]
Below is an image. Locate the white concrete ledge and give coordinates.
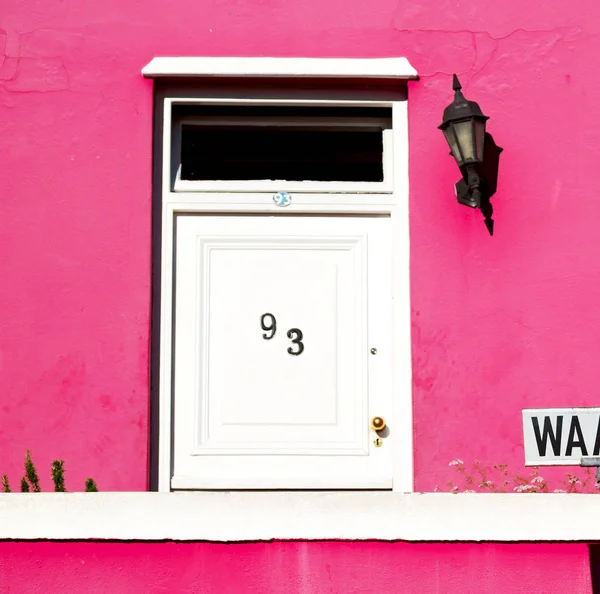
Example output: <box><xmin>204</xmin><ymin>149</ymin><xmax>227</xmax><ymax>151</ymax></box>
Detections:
<box><xmin>141</xmin><ymin>57</ymin><xmax>418</xmax><ymax>80</ymax></box>
<box><xmin>0</xmin><ymin>493</ymin><xmax>598</xmax><ymax>542</ymax></box>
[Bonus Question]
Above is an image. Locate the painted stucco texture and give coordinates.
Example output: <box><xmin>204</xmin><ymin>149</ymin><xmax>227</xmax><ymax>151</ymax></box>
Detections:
<box><xmin>0</xmin><ymin>541</ymin><xmax>592</xmax><ymax>594</ymax></box>
<box><xmin>1</xmin><ymin>0</ymin><xmax>600</xmax><ymax>491</ymax></box>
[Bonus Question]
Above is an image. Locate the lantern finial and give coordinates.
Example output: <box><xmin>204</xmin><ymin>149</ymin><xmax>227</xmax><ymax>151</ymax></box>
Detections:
<box><xmin>452</xmin><ymin>74</ymin><xmax>467</xmax><ymax>104</ymax></box>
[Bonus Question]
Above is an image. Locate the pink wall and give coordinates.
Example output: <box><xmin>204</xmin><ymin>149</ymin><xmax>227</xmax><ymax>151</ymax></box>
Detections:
<box><xmin>1</xmin><ymin>2</ymin><xmax>598</xmax><ymax>593</ymax></box>
<box><xmin>1</xmin><ymin>0</ymin><xmax>599</xmax><ymax>493</ymax></box>
<box><xmin>0</xmin><ymin>541</ymin><xmax>592</xmax><ymax>594</ymax></box>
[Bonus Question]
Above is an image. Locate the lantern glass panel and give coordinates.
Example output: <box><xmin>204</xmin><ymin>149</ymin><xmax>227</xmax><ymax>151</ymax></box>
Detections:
<box><xmin>442</xmin><ymin>126</ymin><xmax>464</xmax><ymax>166</ymax></box>
<box><xmin>452</xmin><ymin>119</ymin><xmax>477</xmax><ymax>164</ymax></box>
<box><xmin>474</xmin><ymin>119</ymin><xmax>486</xmax><ymax>162</ymax></box>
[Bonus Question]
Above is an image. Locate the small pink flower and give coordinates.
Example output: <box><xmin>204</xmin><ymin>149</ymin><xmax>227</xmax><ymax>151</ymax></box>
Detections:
<box><xmin>531</xmin><ymin>476</ymin><xmax>544</xmax><ymax>484</ymax></box>
<box><xmin>449</xmin><ymin>459</ymin><xmax>464</xmax><ymax>466</ymax></box>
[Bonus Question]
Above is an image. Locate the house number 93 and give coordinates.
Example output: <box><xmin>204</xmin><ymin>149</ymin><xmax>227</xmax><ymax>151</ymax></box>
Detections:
<box><xmin>260</xmin><ymin>313</ymin><xmax>304</xmax><ymax>356</ymax></box>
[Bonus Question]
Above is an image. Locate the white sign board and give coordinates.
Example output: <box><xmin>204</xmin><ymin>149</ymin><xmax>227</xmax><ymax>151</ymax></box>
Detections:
<box><xmin>522</xmin><ymin>407</ymin><xmax>600</xmax><ymax>465</ymax></box>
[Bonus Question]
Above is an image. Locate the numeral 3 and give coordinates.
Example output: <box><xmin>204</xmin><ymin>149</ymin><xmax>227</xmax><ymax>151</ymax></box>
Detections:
<box><xmin>286</xmin><ymin>328</ymin><xmax>304</xmax><ymax>356</ymax></box>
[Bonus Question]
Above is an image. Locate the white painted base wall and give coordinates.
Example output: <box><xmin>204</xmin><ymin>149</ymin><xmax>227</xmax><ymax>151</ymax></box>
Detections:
<box><xmin>0</xmin><ymin>493</ymin><xmax>597</xmax><ymax>542</ymax></box>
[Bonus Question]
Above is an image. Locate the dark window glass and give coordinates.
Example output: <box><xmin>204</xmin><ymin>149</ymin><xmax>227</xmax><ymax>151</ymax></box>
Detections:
<box><xmin>181</xmin><ymin>127</ymin><xmax>384</xmax><ymax>182</ymax></box>
<box><xmin>176</xmin><ymin>106</ymin><xmax>391</xmax><ymax>183</ymax></box>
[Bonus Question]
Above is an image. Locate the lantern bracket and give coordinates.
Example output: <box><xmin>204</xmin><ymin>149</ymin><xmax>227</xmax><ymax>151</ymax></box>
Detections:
<box><xmin>454</xmin><ymin>132</ymin><xmax>503</xmax><ymax>236</ymax></box>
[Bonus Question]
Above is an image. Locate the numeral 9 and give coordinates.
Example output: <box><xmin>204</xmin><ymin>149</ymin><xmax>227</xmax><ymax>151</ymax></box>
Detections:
<box><xmin>260</xmin><ymin>313</ymin><xmax>277</xmax><ymax>339</ymax></box>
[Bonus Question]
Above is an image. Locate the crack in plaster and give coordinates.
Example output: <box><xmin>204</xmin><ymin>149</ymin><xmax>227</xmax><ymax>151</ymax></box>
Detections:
<box><xmin>0</xmin><ymin>57</ymin><xmax>71</xmax><ymax>93</ymax></box>
<box><xmin>0</xmin><ymin>25</ymin><xmax>143</xmax><ymax>96</ymax></box>
<box><xmin>470</xmin><ymin>38</ymin><xmax>499</xmax><ymax>81</ymax></box>
<box><xmin>0</xmin><ymin>27</ymin><xmax>81</xmax><ymax>91</ymax></box>
<box><xmin>0</xmin><ymin>29</ymin><xmax>6</xmax><ymax>71</ymax></box>
<box><xmin>0</xmin><ymin>24</ymin><xmax>586</xmax><ymax>93</ymax></box>
<box><xmin>393</xmin><ymin>26</ymin><xmax>580</xmax><ymax>41</ymax></box>
<box><xmin>394</xmin><ymin>26</ymin><xmax>582</xmax><ymax>79</ymax></box>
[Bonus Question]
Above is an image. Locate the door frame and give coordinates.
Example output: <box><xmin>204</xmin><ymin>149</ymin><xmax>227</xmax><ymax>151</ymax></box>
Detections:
<box><xmin>152</xmin><ymin>83</ymin><xmax>413</xmax><ymax>492</ymax></box>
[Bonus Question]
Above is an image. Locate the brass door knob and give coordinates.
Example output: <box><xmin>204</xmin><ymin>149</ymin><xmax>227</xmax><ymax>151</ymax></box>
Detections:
<box><xmin>371</xmin><ymin>416</ymin><xmax>386</xmax><ymax>431</ymax></box>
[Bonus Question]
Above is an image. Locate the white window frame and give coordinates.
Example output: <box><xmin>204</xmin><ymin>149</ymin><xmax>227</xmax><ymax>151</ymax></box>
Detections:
<box><xmin>149</xmin><ymin>58</ymin><xmax>416</xmax><ymax>493</ymax></box>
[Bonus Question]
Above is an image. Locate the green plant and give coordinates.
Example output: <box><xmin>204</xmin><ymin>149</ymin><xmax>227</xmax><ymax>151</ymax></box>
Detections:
<box><xmin>25</xmin><ymin>450</ymin><xmax>41</xmax><ymax>492</ymax></box>
<box><xmin>0</xmin><ymin>452</ymin><xmax>98</xmax><ymax>493</ymax></box>
<box><xmin>51</xmin><ymin>460</ymin><xmax>66</xmax><ymax>492</ymax></box>
<box><xmin>85</xmin><ymin>478</ymin><xmax>98</xmax><ymax>492</ymax></box>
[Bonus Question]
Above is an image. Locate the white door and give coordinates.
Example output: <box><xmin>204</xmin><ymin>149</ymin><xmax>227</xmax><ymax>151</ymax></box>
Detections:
<box><xmin>172</xmin><ymin>215</ymin><xmax>393</xmax><ymax>489</ymax></box>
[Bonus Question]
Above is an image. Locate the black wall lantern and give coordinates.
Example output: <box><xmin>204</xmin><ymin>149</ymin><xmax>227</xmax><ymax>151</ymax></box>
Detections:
<box><xmin>439</xmin><ymin>74</ymin><xmax>502</xmax><ymax>235</ymax></box>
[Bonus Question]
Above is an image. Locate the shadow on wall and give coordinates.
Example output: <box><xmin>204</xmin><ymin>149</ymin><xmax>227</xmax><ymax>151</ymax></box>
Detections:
<box><xmin>589</xmin><ymin>546</ymin><xmax>600</xmax><ymax>593</ymax></box>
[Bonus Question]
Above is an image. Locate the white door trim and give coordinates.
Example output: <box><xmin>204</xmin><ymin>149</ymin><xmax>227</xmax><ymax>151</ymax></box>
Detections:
<box><xmin>142</xmin><ymin>56</ymin><xmax>418</xmax><ymax>80</ymax></box>
<box><xmin>156</xmin><ymin>94</ymin><xmax>413</xmax><ymax>492</ymax></box>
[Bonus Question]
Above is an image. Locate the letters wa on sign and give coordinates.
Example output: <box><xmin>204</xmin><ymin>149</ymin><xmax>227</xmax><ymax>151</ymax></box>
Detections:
<box><xmin>522</xmin><ymin>408</ymin><xmax>600</xmax><ymax>465</ymax></box>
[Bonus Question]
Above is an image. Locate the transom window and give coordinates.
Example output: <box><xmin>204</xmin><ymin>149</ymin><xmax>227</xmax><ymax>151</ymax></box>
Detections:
<box><xmin>171</xmin><ymin>105</ymin><xmax>393</xmax><ymax>192</ymax></box>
